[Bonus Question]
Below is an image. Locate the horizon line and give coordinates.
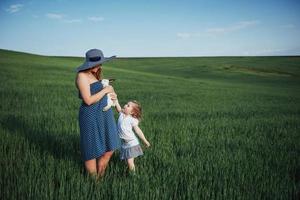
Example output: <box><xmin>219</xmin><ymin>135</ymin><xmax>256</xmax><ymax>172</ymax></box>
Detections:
<box><xmin>1</xmin><ymin>48</ymin><xmax>300</xmax><ymax>58</ymax></box>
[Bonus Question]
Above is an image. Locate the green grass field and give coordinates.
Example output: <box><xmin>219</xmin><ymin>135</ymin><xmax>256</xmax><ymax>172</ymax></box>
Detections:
<box><xmin>0</xmin><ymin>49</ymin><xmax>299</xmax><ymax>199</ymax></box>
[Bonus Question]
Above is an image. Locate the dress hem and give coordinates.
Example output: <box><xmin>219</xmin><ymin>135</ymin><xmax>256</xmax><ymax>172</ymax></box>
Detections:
<box><xmin>82</xmin><ymin>146</ymin><xmax>120</xmax><ymax>161</ymax></box>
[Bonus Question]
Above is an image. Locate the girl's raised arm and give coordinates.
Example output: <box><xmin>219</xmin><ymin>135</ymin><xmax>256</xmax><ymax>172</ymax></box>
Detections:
<box><xmin>114</xmin><ymin>100</ymin><xmax>122</xmax><ymax>113</ymax></box>
<box><xmin>133</xmin><ymin>126</ymin><xmax>150</xmax><ymax>147</ymax></box>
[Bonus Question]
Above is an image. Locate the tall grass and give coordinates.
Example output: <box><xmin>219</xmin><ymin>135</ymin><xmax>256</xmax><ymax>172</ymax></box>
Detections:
<box><xmin>0</xmin><ymin>49</ymin><xmax>299</xmax><ymax>199</ymax></box>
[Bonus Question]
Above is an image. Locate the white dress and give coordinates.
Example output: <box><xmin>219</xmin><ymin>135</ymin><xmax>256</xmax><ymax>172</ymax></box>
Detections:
<box><xmin>117</xmin><ymin>112</ymin><xmax>143</xmax><ymax>159</ymax></box>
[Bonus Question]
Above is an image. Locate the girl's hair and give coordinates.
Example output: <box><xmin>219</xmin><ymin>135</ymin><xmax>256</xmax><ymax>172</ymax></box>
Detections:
<box><xmin>131</xmin><ymin>100</ymin><xmax>142</xmax><ymax>121</ymax></box>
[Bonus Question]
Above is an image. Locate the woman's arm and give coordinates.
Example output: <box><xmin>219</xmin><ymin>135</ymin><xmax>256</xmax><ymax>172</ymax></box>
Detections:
<box><xmin>133</xmin><ymin>126</ymin><xmax>150</xmax><ymax>147</ymax></box>
<box><xmin>76</xmin><ymin>73</ymin><xmax>114</xmax><ymax>106</ymax></box>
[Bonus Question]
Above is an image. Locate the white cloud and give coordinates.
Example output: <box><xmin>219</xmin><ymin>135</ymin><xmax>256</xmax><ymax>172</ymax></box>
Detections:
<box><xmin>88</xmin><ymin>16</ymin><xmax>104</xmax><ymax>22</ymax></box>
<box><xmin>46</xmin><ymin>13</ymin><xmax>82</xmax><ymax>23</ymax></box>
<box><xmin>46</xmin><ymin>13</ymin><xmax>64</xmax><ymax>19</ymax></box>
<box><xmin>176</xmin><ymin>33</ymin><xmax>191</xmax><ymax>39</ymax></box>
<box><xmin>6</xmin><ymin>4</ymin><xmax>23</xmax><ymax>13</ymax></box>
<box><xmin>63</xmin><ymin>19</ymin><xmax>82</xmax><ymax>23</ymax></box>
<box><xmin>206</xmin><ymin>20</ymin><xmax>260</xmax><ymax>34</ymax></box>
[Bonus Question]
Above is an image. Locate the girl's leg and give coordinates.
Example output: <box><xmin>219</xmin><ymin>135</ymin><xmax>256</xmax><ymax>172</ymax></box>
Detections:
<box><xmin>127</xmin><ymin>158</ymin><xmax>135</xmax><ymax>172</ymax></box>
<box><xmin>85</xmin><ymin>159</ymin><xmax>97</xmax><ymax>177</ymax></box>
<box><xmin>97</xmin><ymin>151</ymin><xmax>114</xmax><ymax>176</ymax></box>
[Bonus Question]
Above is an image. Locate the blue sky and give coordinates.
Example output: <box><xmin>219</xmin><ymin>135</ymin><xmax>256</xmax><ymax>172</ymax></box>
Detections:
<box><xmin>0</xmin><ymin>0</ymin><xmax>300</xmax><ymax>57</ymax></box>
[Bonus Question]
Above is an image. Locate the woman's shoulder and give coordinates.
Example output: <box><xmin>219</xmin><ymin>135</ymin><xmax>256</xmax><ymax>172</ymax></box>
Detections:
<box><xmin>77</xmin><ymin>72</ymin><xmax>98</xmax><ymax>85</ymax></box>
<box><xmin>76</xmin><ymin>72</ymin><xmax>88</xmax><ymax>86</ymax></box>
<box><xmin>77</xmin><ymin>71</ymin><xmax>89</xmax><ymax>79</ymax></box>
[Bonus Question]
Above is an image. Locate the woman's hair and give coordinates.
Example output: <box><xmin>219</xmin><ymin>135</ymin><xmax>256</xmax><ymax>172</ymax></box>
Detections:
<box><xmin>91</xmin><ymin>65</ymin><xmax>102</xmax><ymax>80</ymax></box>
<box><xmin>131</xmin><ymin>100</ymin><xmax>142</xmax><ymax>121</ymax></box>
<box><xmin>82</xmin><ymin>65</ymin><xmax>102</xmax><ymax>80</ymax></box>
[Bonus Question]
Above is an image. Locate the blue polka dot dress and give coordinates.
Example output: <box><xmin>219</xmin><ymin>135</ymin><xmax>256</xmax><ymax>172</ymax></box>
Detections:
<box><xmin>79</xmin><ymin>81</ymin><xmax>120</xmax><ymax>161</ymax></box>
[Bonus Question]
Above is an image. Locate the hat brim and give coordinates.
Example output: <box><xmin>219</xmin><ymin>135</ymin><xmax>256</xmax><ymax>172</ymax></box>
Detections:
<box><xmin>76</xmin><ymin>56</ymin><xmax>116</xmax><ymax>72</ymax></box>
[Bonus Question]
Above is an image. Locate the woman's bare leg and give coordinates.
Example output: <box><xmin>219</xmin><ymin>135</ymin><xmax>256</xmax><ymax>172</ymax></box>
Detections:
<box><xmin>97</xmin><ymin>151</ymin><xmax>114</xmax><ymax>176</ymax></box>
<box><xmin>85</xmin><ymin>159</ymin><xmax>97</xmax><ymax>177</ymax></box>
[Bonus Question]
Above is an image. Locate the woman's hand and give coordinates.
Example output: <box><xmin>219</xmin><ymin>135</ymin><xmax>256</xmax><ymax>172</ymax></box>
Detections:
<box><xmin>110</xmin><ymin>92</ymin><xmax>117</xmax><ymax>101</ymax></box>
<box><xmin>104</xmin><ymin>85</ymin><xmax>114</xmax><ymax>94</ymax></box>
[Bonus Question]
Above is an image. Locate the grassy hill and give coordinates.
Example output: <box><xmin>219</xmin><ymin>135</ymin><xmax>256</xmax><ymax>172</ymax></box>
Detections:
<box><xmin>0</xmin><ymin>49</ymin><xmax>299</xmax><ymax>199</ymax></box>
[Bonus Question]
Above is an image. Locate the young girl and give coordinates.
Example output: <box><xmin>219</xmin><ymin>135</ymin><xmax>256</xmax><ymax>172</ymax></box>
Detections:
<box><xmin>114</xmin><ymin>100</ymin><xmax>150</xmax><ymax>173</ymax></box>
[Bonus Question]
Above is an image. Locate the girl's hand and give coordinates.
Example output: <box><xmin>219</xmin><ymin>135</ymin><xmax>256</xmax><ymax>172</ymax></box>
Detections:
<box><xmin>144</xmin><ymin>140</ymin><xmax>150</xmax><ymax>148</ymax></box>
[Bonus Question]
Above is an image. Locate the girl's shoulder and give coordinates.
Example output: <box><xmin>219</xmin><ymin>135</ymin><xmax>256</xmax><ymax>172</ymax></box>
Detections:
<box><xmin>119</xmin><ymin>111</ymin><xmax>125</xmax><ymax>117</ymax></box>
<box><xmin>119</xmin><ymin>112</ymin><xmax>127</xmax><ymax>120</ymax></box>
<box><xmin>129</xmin><ymin>115</ymin><xmax>139</xmax><ymax>126</ymax></box>
<box><xmin>119</xmin><ymin>112</ymin><xmax>139</xmax><ymax>125</ymax></box>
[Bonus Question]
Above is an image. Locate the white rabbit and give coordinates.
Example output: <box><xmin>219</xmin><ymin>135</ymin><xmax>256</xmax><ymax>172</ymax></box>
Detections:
<box><xmin>101</xmin><ymin>79</ymin><xmax>116</xmax><ymax>111</ymax></box>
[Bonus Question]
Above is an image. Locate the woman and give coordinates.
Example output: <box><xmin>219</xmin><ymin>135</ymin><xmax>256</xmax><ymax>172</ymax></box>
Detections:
<box><xmin>75</xmin><ymin>49</ymin><xmax>120</xmax><ymax>177</ymax></box>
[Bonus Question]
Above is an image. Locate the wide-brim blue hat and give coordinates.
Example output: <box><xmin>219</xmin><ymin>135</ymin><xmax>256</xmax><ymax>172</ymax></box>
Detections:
<box><xmin>76</xmin><ymin>49</ymin><xmax>116</xmax><ymax>72</ymax></box>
